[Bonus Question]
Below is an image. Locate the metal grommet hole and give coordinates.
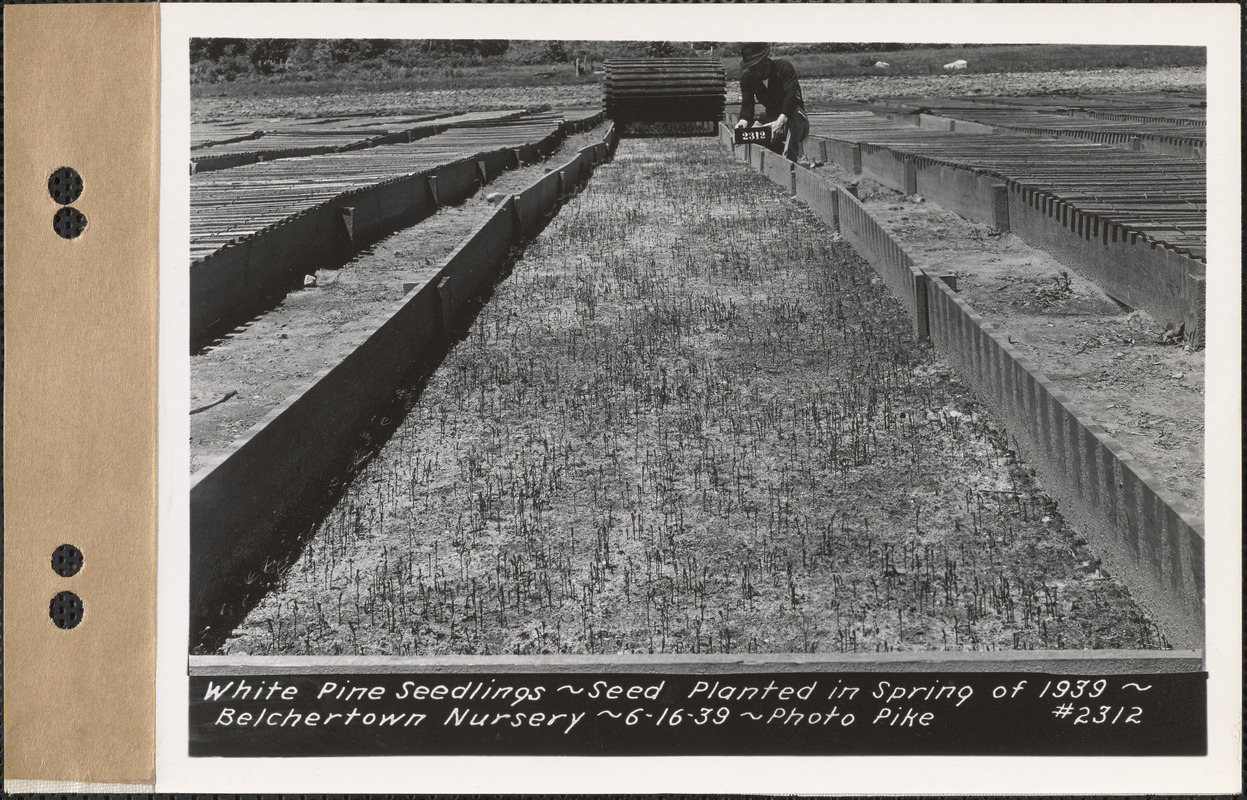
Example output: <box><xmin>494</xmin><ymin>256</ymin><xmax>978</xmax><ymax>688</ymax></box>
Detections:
<box><xmin>51</xmin><ymin>544</ymin><xmax>84</xmax><ymax>577</ymax></box>
<box><xmin>53</xmin><ymin>206</ymin><xmax>88</xmax><ymax>239</ymax></box>
<box><xmin>50</xmin><ymin>591</ymin><xmax>84</xmax><ymax>629</ymax></box>
<box><xmin>48</xmin><ymin>166</ymin><xmax>84</xmax><ymax>204</ymax></box>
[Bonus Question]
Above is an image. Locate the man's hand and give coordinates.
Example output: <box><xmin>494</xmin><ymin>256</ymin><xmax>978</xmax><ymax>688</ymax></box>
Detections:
<box><xmin>770</xmin><ymin>114</ymin><xmax>788</xmax><ymax>137</ymax></box>
<box><xmin>734</xmin><ymin>118</ymin><xmax>749</xmax><ymax>129</ymax></box>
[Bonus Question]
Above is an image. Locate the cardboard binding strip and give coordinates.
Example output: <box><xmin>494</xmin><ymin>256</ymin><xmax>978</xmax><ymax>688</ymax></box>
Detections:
<box><xmin>3</xmin><ymin>4</ymin><xmax>159</xmax><ymax>786</ymax></box>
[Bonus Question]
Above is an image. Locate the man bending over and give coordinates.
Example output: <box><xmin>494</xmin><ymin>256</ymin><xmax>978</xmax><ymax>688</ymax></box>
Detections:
<box><xmin>734</xmin><ymin>42</ymin><xmax>809</xmax><ymax>163</ymax></box>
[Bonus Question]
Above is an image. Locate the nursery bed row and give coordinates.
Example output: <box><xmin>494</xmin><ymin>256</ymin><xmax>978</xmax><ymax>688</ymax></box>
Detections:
<box><xmin>804</xmin><ymin>112</ymin><xmax>1206</xmax><ymax>258</ymax></box>
<box><xmin>869</xmin><ymin>92</ymin><xmax>1204</xmax><ymax>157</ymax></box>
<box><xmin>191</xmin><ymin>111</ymin><xmax>569</xmax><ymax>258</ymax></box>
<box><xmin>218</xmin><ymin>135</ymin><xmax>1172</xmax><ymax>660</ymax></box>
<box><xmin>816</xmin><ymin>166</ymin><xmax>1205</xmax><ymax>516</ymax></box>
<box><xmin>190</xmin><ymin>122</ymin><xmax>619</xmax><ymax>650</ymax></box>
<box><xmin>189</xmin><ymin>109</ymin><xmax>526</xmax><ymax>172</ymax></box>
<box><xmin>800</xmin><ymin>111</ymin><xmax>1206</xmax><ymax>340</ymax></box>
<box><xmin>909</xmin><ymin>109</ymin><xmax>1202</xmax><ymax>158</ymax></box>
<box><xmin>729</xmin><ymin>129</ymin><xmax>1202</xmax><ymax>649</ymax></box>
<box><xmin>191</xmin><ymin>110</ymin><xmax>443</xmax><ymax>148</ymax></box>
<box><xmin>191</xmin><ymin>122</ymin><xmax>611</xmax><ymax>468</ymax></box>
<box><xmin>1048</xmin><ymin>90</ymin><xmax>1205</xmax><ymax>125</ymax></box>
<box><xmin>873</xmin><ymin>90</ymin><xmax>1205</xmax><ymax>125</ymax></box>
<box><xmin>190</xmin><ymin>110</ymin><xmax>605</xmax><ymax>346</ymax></box>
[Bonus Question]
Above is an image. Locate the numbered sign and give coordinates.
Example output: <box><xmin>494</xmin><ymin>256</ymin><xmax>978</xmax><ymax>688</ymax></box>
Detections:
<box><xmin>734</xmin><ymin>127</ymin><xmax>771</xmax><ymax>145</ymax></box>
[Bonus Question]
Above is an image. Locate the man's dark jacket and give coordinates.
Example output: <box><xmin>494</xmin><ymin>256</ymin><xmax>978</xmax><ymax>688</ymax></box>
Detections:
<box><xmin>739</xmin><ymin>58</ymin><xmax>805</xmax><ymax>123</ymax></box>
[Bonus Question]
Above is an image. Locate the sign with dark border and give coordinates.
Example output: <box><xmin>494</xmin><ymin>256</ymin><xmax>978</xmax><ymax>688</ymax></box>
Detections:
<box><xmin>734</xmin><ymin>127</ymin><xmax>771</xmax><ymax>145</ymax></box>
<box><xmin>191</xmin><ymin>670</ymin><xmax>1206</xmax><ymax>757</ymax></box>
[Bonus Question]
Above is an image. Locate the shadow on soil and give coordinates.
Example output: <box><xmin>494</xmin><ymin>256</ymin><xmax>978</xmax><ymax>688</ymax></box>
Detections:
<box><xmin>191</xmin><ymin>196</ymin><xmax>575</xmax><ymax>655</ymax></box>
<box><xmin>191</xmin><ymin>231</ymin><xmax>401</xmax><ymax>357</ymax></box>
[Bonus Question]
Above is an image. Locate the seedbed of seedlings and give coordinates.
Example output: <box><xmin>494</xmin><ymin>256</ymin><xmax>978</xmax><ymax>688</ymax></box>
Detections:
<box><xmin>224</xmin><ymin>137</ymin><xmax>1167</xmax><ymax>657</ymax></box>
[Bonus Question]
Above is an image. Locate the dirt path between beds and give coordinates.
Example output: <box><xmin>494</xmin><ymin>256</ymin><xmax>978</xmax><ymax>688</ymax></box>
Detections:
<box><xmin>809</xmin><ymin>163</ymin><xmax>1204</xmax><ymax>514</ymax></box>
<box><xmin>190</xmin><ymin>125</ymin><xmax>607</xmax><ymax>473</ymax></box>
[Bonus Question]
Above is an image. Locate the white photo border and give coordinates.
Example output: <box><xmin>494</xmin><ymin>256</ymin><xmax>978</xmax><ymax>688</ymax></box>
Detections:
<box><xmin>158</xmin><ymin>3</ymin><xmax>1241</xmax><ymax>792</ymax></box>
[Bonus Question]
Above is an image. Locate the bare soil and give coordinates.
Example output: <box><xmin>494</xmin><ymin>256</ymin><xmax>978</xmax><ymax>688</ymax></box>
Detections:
<box><xmin>190</xmin><ymin>125</ymin><xmax>608</xmax><ymax>473</ymax></box>
<box><xmin>222</xmin><ymin>137</ymin><xmax>1167</xmax><ymax>657</ymax></box>
<box><xmin>810</xmin><ymin>163</ymin><xmax>1204</xmax><ymax>513</ymax></box>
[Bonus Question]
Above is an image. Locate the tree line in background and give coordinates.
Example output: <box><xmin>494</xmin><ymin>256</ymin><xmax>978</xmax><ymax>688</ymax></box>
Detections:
<box><xmin>190</xmin><ymin>39</ymin><xmax>957</xmax><ymax>83</ymax></box>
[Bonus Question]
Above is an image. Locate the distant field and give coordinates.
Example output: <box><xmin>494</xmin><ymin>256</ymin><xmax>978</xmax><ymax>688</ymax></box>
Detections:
<box><xmin>735</xmin><ymin>44</ymin><xmax>1205</xmax><ymax>80</ymax></box>
<box><xmin>192</xmin><ymin>44</ymin><xmax>1204</xmax><ymax>103</ymax></box>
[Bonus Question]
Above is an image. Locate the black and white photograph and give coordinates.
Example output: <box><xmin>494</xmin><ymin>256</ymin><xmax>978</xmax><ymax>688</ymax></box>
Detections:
<box><xmin>189</xmin><ymin>36</ymin><xmax>1205</xmax><ymax>656</ymax></box>
<box><xmin>163</xmin><ymin>3</ymin><xmax>1238</xmax><ymax>791</ymax></box>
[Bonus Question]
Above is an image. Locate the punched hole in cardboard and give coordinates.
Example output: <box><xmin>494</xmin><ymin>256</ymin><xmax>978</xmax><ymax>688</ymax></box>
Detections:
<box><xmin>48</xmin><ymin>166</ymin><xmax>84</xmax><ymax>205</ymax></box>
<box><xmin>53</xmin><ymin>206</ymin><xmax>88</xmax><ymax>239</ymax></box>
<box><xmin>51</xmin><ymin>543</ymin><xmax>84</xmax><ymax>577</ymax></box>
<box><xmin>49</xmin><ymin>591</ymin><xmax>84</xmax><ymax>630</ymax></box>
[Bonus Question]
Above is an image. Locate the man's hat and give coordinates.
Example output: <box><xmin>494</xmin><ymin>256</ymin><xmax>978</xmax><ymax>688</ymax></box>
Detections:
<box><xmin>740</xmin><ymin>43</ymin><xmax>770</xmax><ymax>69</ymax></box>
